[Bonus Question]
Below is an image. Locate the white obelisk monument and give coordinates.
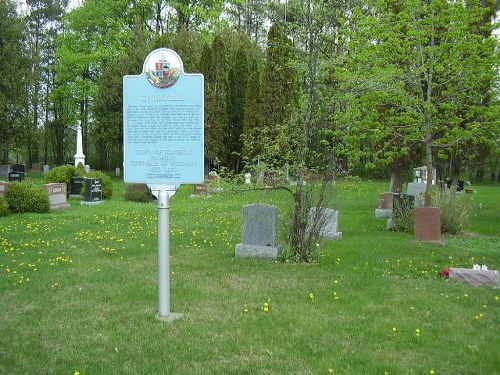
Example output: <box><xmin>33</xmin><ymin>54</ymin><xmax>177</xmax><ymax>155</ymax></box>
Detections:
<box><xmin>74</xmin><ymin>121</ymin><xmax>85</xmax><ymax>167</ymax></box>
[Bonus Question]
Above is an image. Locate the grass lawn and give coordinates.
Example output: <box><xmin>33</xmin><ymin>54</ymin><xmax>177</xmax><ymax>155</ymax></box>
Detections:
<box><xmin>1</xmin><ymin>174</ymin><xmax>499</xmax><ymax>375</ymax></box>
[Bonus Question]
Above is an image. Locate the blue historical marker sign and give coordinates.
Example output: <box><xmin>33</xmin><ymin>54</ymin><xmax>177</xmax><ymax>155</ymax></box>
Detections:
<box><xmin>123</xmin><ymin>48</ymin><xmax>204</xmax><ymax>184</ymax></box>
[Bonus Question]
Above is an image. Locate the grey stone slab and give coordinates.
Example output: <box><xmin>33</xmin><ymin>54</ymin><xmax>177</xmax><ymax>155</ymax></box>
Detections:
<box><xmin>241</xmin><ymin>203</ymin><xmax>279</xmax><ymax>247</ymax></box>
<box><xmin>310</xmin><ymin>207</ymin><xmax>342</xmax><ymax>240</ymax></box>
<box><xmin>449</xmin><ymin>268</ymin><xmax>500</xmax><ymax>288</ymax></box>
<box><xmin>407</xmin><ymin>182</ymin><xmax>427</xmax><ymax>207</ymax></box>
<box><xmin>236</xmin><ymin>203</ymin><xmax>283</xmax><ymax>260</ymax></box>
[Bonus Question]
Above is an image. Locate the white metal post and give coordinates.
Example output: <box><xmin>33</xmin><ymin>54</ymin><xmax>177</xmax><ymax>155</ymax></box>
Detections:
<box><xmin>157</xmin><ymin>189</ymin><xmax>170</xmax><ymax>318</ymax></box>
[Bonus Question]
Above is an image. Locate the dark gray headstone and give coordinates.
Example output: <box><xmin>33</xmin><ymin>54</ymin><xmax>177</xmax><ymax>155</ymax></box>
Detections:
<box><xmin>81</xmin><ymin>178</ymin><xmax>103</xmax><ymax>205</ymax></box>
<box><xmin>235</xmin><ymin>203</ymin><xmax>283</xmax><ymax>260</ymax></box>
<box><xmin>70</xmin><ymin>177</ymin><xmax>85</xmax><ymax>197</ymax></box>
<box><xmin>8</xmin><ymin>172</ymin><xmax>24</xmax><ymax>181</ymax></box>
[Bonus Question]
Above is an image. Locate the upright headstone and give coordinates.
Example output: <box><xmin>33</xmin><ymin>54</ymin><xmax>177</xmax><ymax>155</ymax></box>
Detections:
<box><xmin>379</xmin><ymin>192</ymin><xmax>394</xmax><ymax>209</ymax></box>
<box><xmin>81</xmin><ymin>178</ymin><xmax>103</xmax><ymax>205</ymax></box>
<box><xmin>0</xmin><ymin>182</ymin><xmax>9</xmax><ymax>196</ymax></box>
<box><xmin>8</xmin><ymin>172</ymin><xmax>24</xmax><ymax>182</ymax></box>
<box><xmin>0</xmin><ymin>165</ymin><xmax>11</xmax><ymax>177</ymax></box>
<box><xmin>31</xmin><ymin>163</ymin><xmax>40</xmax><ymax>172</ymax></box>
<box><xmin>309</xmin><ymin>207</ymin><xmax>342</xmax><ymax>240</ymax></box>
<box><xmin>407</xmin><ymin>182</ymin><xmax>427</xmax><ymax>207</ymax></box>
<box><xmin>235</xmin><ymin>203</ymin><xmax>284</xmax><ymax>260</ymax></box>
<box><xmin>115</xmin><ymin>167</ymin><xmax>121</xmax><ymax>177</ymax></box>
<box><xmin>192</xmin><ymin>183</ymin><xmax>208</xmax><ymax>196</ymax></box>
<box><xmin>44</xmin><ymin>183</ymin><xmax>70</xmax><ymax>210</ymax></box>
<box><xmin>43</xmin><ymin>165</ymin><xmax>50</xmax><ymax>174</ymax></box>
<box><xmin>69</xmin><ymin>177</ymin><xmax>85</xmax><ymax>197</ymax></box>
<box><xmin>414</xmin><ymin>207</ymin><xmax>441</xmax><ymax>242</ymax></box>
<box><xmin>375</xmin><ymin>192</ymin><xmax>393</xmax><ymax>218</ymax></box>
<box><xmin>244</xmin><ymin>173</ymin><xmax>251</xmax><ymax>184</ymax></box>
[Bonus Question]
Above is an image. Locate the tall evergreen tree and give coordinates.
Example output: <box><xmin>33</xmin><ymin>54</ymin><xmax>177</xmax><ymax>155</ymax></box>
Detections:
<box><xmin>259</xmin><ymin>21</ymin><xmax>299</xmax><ymax>167</ymax></box>
<box><xmin>0</xmin><ymin>0</ymin><xmax>28</xmax><ymax>164</ymax></box>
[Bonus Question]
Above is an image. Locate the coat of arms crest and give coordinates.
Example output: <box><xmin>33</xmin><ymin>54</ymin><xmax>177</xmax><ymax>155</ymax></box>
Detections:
<box><xmin>147</xmin><ymin>53</ymin><xmax>181</xmax><ymax>88</ymax></box>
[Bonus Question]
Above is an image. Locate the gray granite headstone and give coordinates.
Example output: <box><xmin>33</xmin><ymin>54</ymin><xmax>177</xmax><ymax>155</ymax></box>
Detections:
<box><xmin>0</xmin><ymin>165</ymin><xmax>11</xmax><ymax>177</ymax></box>
<box><xmin>449</xmin><ymin>268</ymin><xmax>500</xmax><ymax>288</ymax></box>
<box><xmin>235</xmin><ymin>203</ymin><xmax>283</xmax><ymax>260</ymax></box>
<box><xmin>309</xmin><ymin>207</ymin><xmax>342</xmax><ymax>240</ymax></box>
<box><xmin>407</xmin><ymin>182</ymin><xmax>427</xmax><ymax>207</ymax></box>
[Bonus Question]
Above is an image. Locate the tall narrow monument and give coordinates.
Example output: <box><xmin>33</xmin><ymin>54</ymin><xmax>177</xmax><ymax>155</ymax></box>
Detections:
<box><xmin>74</xmin><ymin>121</ymin><xmax>85</xmax><ymax>167</ymax></box>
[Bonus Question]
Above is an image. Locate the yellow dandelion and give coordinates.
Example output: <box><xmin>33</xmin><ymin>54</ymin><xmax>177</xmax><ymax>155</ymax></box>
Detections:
<box><xmin>392</xmin><ymin>327</ymin><xmax>397</xmax><ymax>333</ymax></box>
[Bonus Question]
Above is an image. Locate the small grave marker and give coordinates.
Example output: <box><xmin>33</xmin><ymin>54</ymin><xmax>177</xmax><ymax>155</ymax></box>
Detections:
<box><xmin>235</xmin><ymin>203</ymin><xmax>284</xmax><ymax>260</ymax></box>
<box><xmin>69</xmin><ymin>177</ymin><xmax>85</xmax><ymax>198</ymax></box>
<box><xmin>0</xmin><ymin>182</ymin><xmax>9</xmax><ymax>196</ymax></box>
<box><xmin>44</xmin><ymin>183</ymin><xmax>70</xmax><ymax>210</ymax></box>
<box><xmin>309</xmin><ymin>207</ymin><xmax>342</xmax><ymax>240</ymax></box>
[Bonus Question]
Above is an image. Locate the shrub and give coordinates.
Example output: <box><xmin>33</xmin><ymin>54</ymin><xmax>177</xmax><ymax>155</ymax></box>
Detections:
<box><xmin>392</xmin><ymin>195</ymin><xmax>415</xmax><ymax>233</ymax></box>
<box><xmin>0</xmin><ymin>196</ymin><xmax>9</xmax><ymax>217</ymax></box>
<box><xmin>433</xmin><ymin>191</ymin><xmax>471</xmax><ymax>234</ymax></box>
<box><xmin>124</xmin><ymin>184</ymin><xmax>155</xmax><ymax>202</ymax></box>
<box><xmin>44</xmin><ymin>165</ymin><xmax>80</xmax><ymax>186</ymax></box>
<box><xmin>84</xmin><ymin>171</ymin><xmax>113</xmax><ymax>199</ymax></box>
<box><xmin>5</xmin><ymin>181</ymin><xmax>50</xmax><ymax>213</ymax></box>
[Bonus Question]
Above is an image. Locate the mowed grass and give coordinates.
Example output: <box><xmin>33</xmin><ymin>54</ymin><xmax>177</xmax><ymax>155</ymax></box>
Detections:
<box><xmin>0</xmin><ymin>175</ymin><xmax>499</xmax><ymax>375</ymax></box>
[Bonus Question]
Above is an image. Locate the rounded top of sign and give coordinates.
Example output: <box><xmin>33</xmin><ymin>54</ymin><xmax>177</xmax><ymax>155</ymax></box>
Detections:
<box><xmin>144</xmin><ymin>48</ymin><xmax>183</xmax><ymax>89</ymax></box>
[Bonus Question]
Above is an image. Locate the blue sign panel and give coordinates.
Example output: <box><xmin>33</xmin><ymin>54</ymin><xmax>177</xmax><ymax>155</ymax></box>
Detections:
<box><xmin>123</xmin><ymin>48</ymin><xmax>204</xmax><ymax>184</ymax></box>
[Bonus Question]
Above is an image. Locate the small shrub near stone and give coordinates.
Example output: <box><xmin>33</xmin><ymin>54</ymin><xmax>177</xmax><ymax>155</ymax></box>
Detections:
<box><xmin>5</xmin><ymin>181</ymin><xmax>50</xmax><ymax>213</ymax></box>
<box><xmin>433</xmin><ymin>191</ymin><xmax>471</xmax><ymax>234</ymax></box>
<box><xmin>0</xmin><ymin>196</ymin><xmax>9</xmax><ymax>217</ymax></box>
<box><xmin>44</xmin><ymin>164</ymin><xmax>81</xmax><ymax>185</ymax></box>
<box><xmin>124</xmin><ymin>184</ymin><xmax>155</xmax><ymax>202</ymax></box>
<box><xmin>392</xmin><ymin>197</ymin><xmax>415</xmax><ymax>234</ymax></box>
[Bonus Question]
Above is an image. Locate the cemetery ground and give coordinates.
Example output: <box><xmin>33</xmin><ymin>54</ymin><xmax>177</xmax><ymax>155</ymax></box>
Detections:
<box><xmin>0</xmin><ymin>174</ymin><xmax>499</xmax><ymax>375</ymax></box>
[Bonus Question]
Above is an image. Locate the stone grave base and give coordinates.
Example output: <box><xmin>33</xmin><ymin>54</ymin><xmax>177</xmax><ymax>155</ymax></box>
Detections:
<box><xmin>235</xmin><ymin>243</ymin><xmax>284</xmax><ymax>260</ymax></box>
<box><xmin>449</xmin><ymin>268</ymin><xmax>500</xmax><ymax>288</ymax></box>
<box><xmin>81</xmin><ymin>200</ymin><xmax>104</xmax><ymax>206</ymax></box>
<box><xmin>375</xmin><ymin>208</ymin><xmax>392</xmax><ymax>218</ymax></box>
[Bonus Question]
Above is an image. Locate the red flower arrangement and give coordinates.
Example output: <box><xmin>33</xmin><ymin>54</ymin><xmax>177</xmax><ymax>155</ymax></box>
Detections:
<box><xmin>439</xmin><ymin>267</ymin><xmax>450</xmax><ymax>277</ymax></box>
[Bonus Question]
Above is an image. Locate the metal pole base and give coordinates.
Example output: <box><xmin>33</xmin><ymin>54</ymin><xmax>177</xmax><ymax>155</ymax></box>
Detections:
<box><xmin>156</xmin><ymin>312</ymin><xmax>182</xmax><ymax>323</ymax></box>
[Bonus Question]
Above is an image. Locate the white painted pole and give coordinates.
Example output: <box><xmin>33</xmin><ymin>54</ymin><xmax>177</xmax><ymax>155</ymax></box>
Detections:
<box><xmin>157</xmin><ymin>189</ymin><xmax>170</xmax><ymax>318</ymax></box>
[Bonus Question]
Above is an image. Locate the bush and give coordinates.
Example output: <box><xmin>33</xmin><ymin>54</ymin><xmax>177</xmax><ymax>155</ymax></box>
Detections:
<box><xmin>84</xmin><ymin>171</ymin><xmax>113</xmax><ymax>199</ymax></box>
<box><xmin>392</xmin><ymin>195</ymin><xmax>415</xmax><ymax>234</ymax></box>
<box><xmin>0</xmin><ymin>196</ymin><xmax>9</xmax><ymax>217</ymax></box>
<box><xmin>44</xmin><ymin>165</ymin><xmax>81</xmax><ymax>186</ymax></box>
<box><xmin>433</xmin><ymin>191</ymin><xmax>471</xmax><ymax>234</ymax></box>
<box><xmin>124</xmin><ymin>184</ymin><xmax>155</xmax><ymax>202</ymax></box>
<box><xmin>5</xmin><ymin>181</ymin><xmax>50</xmax><ymax>213</ymax></box>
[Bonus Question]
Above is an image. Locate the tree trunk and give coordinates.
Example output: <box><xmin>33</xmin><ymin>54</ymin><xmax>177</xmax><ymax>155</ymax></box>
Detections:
<box><xmin>389</xmin><ymin>165</ymin><xmax>403</xmax><ymax>193</ymax></box>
